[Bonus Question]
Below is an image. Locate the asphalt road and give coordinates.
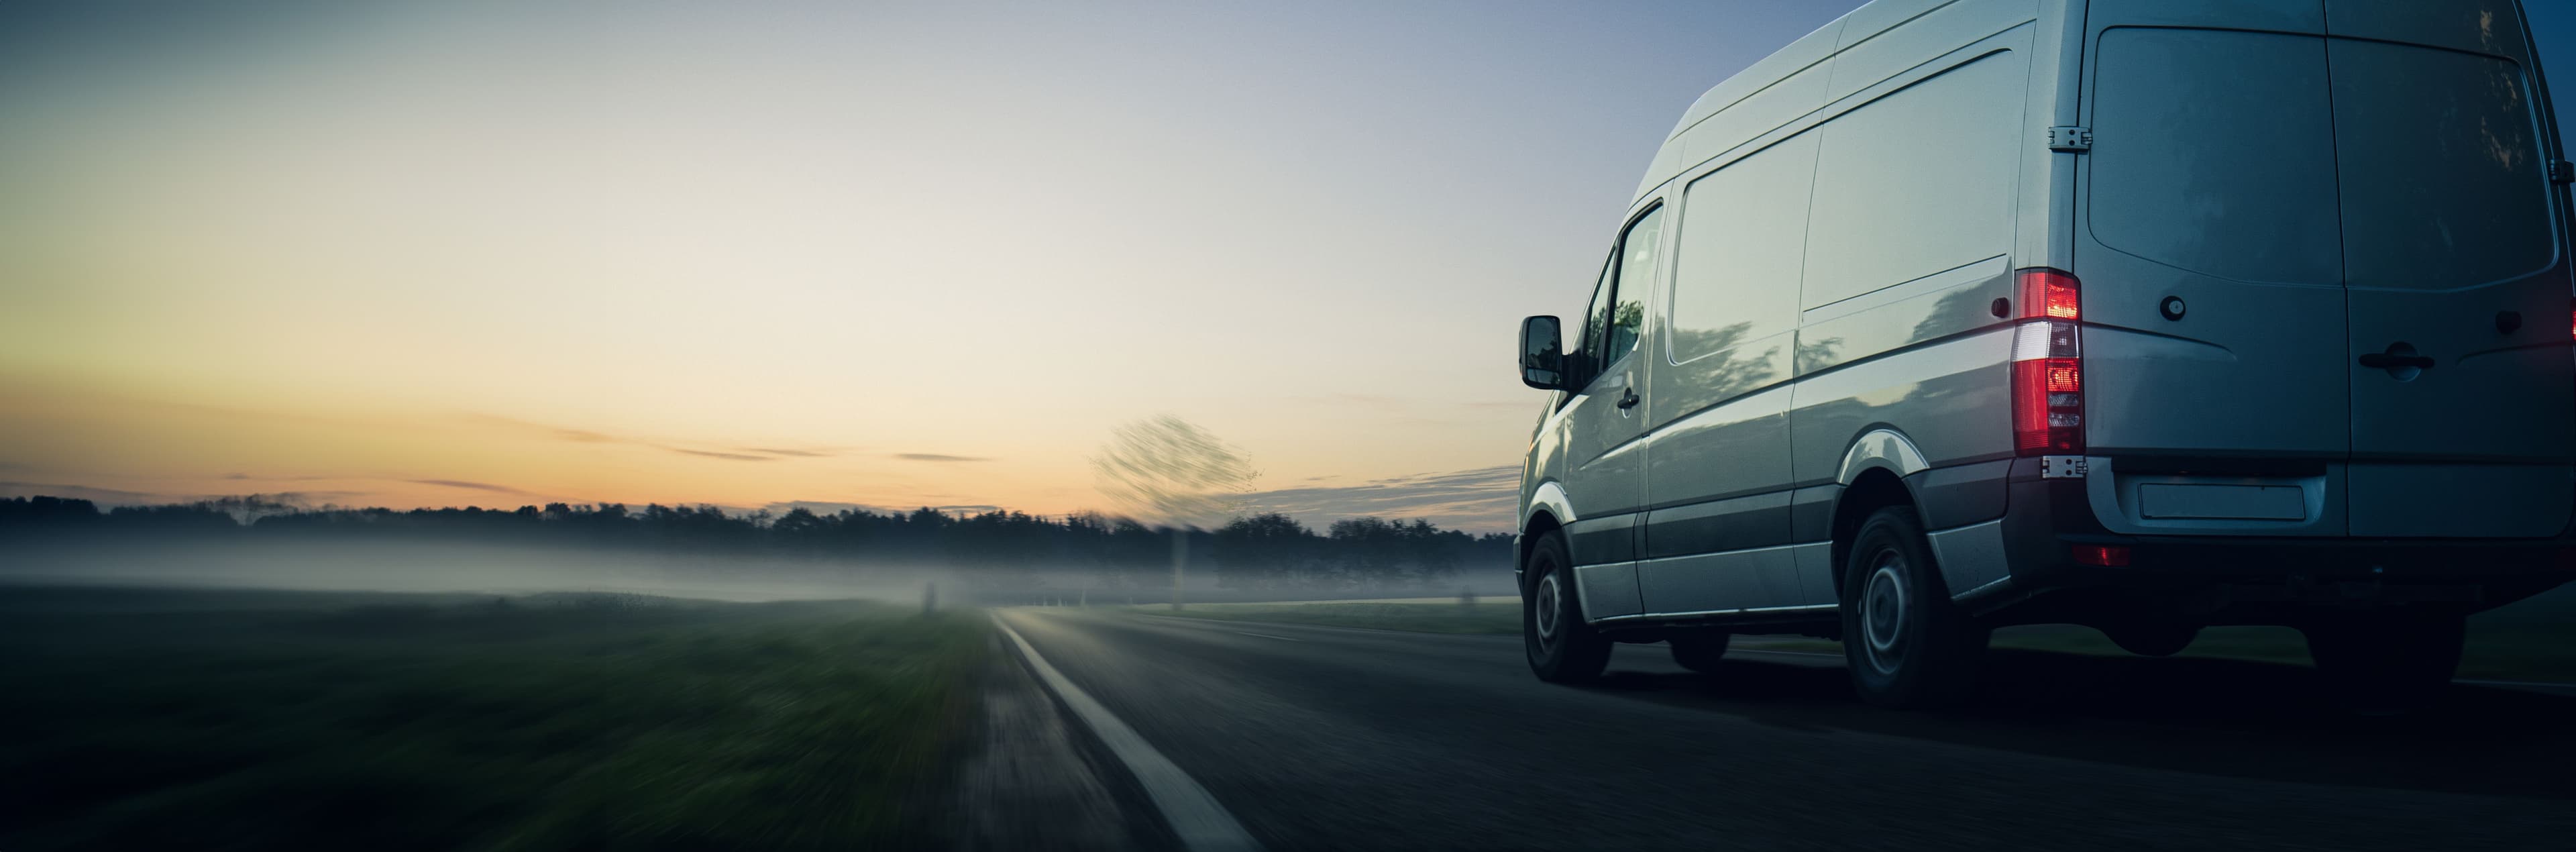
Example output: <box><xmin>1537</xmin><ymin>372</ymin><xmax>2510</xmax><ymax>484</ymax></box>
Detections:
<box><xmin>996</xmin><ymin>608</ymin><xmax>2576</xmax><ymax>851</ymax></box>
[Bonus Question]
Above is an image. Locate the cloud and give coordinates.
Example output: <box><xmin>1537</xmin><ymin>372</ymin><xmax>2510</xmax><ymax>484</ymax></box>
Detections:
<box><xmin>1241</xmin><ymin>465</ymin><xmax>1519</xmax><ymax>533</ymax></box>
<box><xmin>405</xmin><ymin>478</ymin><xmax>535</xmax><ymax>495</ymax></box>
<box><xmin>894</xmin><ymin>453</ymin><xmax>989</xmax><ymax>463</ymax></box>
<box><xmin>665</xmin><ymin>447</ymin><xmax>773</xmax><ymax>462</ymax></box>
<box><xmin>468</xmin><ymin>414</ymin><xmax>834</xmax><ymax>462</ymax></box>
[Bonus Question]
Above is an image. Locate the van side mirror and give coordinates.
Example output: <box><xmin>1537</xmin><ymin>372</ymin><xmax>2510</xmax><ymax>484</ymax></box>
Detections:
<box><xmin>1520</xmin><ymin>315</ymin><xmax>1571</xmax><ymax>390</ymax></box>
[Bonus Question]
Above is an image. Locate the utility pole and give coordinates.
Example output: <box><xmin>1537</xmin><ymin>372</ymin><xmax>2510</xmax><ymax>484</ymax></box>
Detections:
<box><xmin>1171</xmin><ymin>527</ymin><xmax>1187</xmax><ymax>610</ymax></box>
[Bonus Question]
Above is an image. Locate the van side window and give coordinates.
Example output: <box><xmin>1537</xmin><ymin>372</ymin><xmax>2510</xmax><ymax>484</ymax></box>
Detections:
<box><xmin>1801</xmin><ymin>52</ymin><xmax>2021</xmax><ymax>310</ymax></box>
<box><xmin>1579</xmin><ymin>258</ymin><xmax>1616</xmax><ymax>374</ymax></box>
<box><xmin>1670</xmin><ymin>134</ymin><xmax>1819</xmax><ymax>370</ymax></box>
<box><xmin>1579</xmin><ymin>206</ymin><xmax>1664</xmax><ymax>380</ymax></box>
<box><xmin>1607</xmin><ymin>207</ymin><xmax>1662</xmax><ymax>363</ymax></box>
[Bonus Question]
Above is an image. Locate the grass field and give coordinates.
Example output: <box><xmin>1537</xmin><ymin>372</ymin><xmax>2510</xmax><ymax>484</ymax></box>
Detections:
<box><xmin>1144</xmin><ymin>594</ymin><xmax>2576</xmax><ymax>683</ymax></box>
<box><xmin>0</xmin><ymin>586</ymin><xmax>989</xmax><ymax>852</ymax></box>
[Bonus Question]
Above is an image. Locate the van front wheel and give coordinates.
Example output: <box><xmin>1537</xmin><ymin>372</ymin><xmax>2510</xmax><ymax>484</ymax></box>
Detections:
<box><xmin>1523</xmin><ymin>531</ymin><xmax>1611</xmax><ymax>684</ymax></box>
<box><xmin>1840</xmin><ymin>508</ymin><xmax>1988</xmax><ymax>708</ymax></box>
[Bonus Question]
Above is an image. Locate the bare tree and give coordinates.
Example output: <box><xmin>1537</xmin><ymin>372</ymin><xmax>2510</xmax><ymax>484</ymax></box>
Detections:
<box><xmin>1091</xmin><ymin>415</ymin><xmax>1258</xmax><ymax>609</ymax></box>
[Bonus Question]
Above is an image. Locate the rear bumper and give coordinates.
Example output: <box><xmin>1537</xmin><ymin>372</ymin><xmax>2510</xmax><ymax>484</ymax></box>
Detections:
<box><xmin>1976</xmin><ymin>457</ymin><xmax>2576</xmax><ymax>615</ymax></box>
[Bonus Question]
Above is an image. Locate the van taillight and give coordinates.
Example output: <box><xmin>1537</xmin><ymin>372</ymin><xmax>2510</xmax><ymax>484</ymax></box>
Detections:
<box><xmin>2019</xmin><ymin>268</ymin><xmax>2081</xmax><ymax>321</ymax></box>
<box><xmin>2012</xmin><ymin>269</ymin><xmax>2084</xmax><ymax>456</ymax></box>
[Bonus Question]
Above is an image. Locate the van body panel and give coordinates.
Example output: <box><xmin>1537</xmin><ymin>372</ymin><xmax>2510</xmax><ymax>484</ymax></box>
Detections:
<box><xmin>2328</xmin><ymin>35</ymin><xmax>2576</xmax><ymax>536</ymax></box>
<box><xmin>1926</xmin><ymin>519</ymin><xmax>2008</xmax><ymax>593</ymax></box>
<box><xmin>1643</xmin><ymin>491</ymin><xmax>1794</xmax><ymax>559</ymax></box>
<box><xmin>1638</xmin><ymin>390</ymin><xmax>1792</xmax><ymax>524</ymax></box>
<box><xmin>1636</xmin><ymin>546</ymin><xmax>1795</xmax><ymax>615</ymax></box>
<box><xmin>1786</xmin><ymin>331</ymin><xmax>2015</xmax><ymax>488</ymax></box>
<box><xmin>2017</xmin><ymin>0</ymin><xmax>2090</xmax><ymax>276</ymax></box>
<box><xmin>2084</xmin><ymin>461</ymin><xmax>2347</xmax><ymax>536</ymax></box>
<box><xmin>2348</xmin><ymin>464</ymin><xmax>2573</xmax><ymax>537</ymax></box>
<box><xmin>1800</xmin><ymin>49</ymin><xmax>2025</xmax><ymax>313</ymax></box>
<box><xmin>1826</xmin><ymin>0</ymin><xmax>2037</xmax><ymax>104</ymax></box>
<box><xmin>1794</xmin><ymin>260</ymin><xmax>2011</xmax><ymax>376</ymax></box>
<box><xmin>1572</xmin><ymin>562</ymin><xmax>1644</xmax><ymax>620</ymax></box>
<box><xmin>1913</xmin><ymin>460</ymin><xmax>2010</xmax><ymax>527</ymax></box>
<box><xmin>2078</xmin><ymin>25</ymin><xmax>2353</xmax><ymax>479</ymax></box>
<box><xmin>1559</xmin><ymin>372</ymin><xmax>1648</xmax><ymax>564</ymax></box>
<box><xmin>1650</xmin><ymin>19</ymin><xmax>1847</xmax><ymax>200</ymax></box>
<box><xmin>1674</xmin><ymin>63</ymin><xmax>1834</xmax><ymax>184</ymax></box>
<box><xmin>2081</xmin><ymin>0</ymin><xmax>2322</xmax><ymax>34</ymax></box>
<box><xmin>2322</xmin><ymin>0</ymin><xmax>2530</xmax><ymax>62</ymax></box>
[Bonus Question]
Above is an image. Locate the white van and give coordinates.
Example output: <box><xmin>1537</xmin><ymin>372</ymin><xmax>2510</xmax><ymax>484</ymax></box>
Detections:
<box><xmin>1513</xmin><ymin>0</ymin><xmax>2575</xmax><ymax>709</ymax></box>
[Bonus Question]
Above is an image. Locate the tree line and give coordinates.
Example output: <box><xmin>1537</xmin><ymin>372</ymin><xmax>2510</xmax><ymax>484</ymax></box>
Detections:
<box><xmin>0</xmin><ymin>496</ymin><xmax>1513</xmax><ymax>590</ymax></box>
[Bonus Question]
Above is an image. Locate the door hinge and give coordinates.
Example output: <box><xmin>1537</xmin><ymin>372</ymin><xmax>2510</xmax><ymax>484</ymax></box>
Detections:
<box><xmin>2552</xmin><ymin>159</ymin><xmax>2575</xmax><ymax>184</ymax></box>
<box><xmin>2047</xmin><ymin>125</ymin><xmax>2093</xmax><ymax>153</ymax></box>
<box><xmin>2039</xmin><ymin>456</ymin><xmax>2088</xmax><ymax>479</ymax></box>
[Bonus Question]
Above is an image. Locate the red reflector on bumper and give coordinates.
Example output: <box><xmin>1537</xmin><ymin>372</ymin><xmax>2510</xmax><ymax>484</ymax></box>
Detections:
<box><xmin>2073</xmin><ymin>545</ymin><xmax>2131</xmax><ymax>567</ymax></box>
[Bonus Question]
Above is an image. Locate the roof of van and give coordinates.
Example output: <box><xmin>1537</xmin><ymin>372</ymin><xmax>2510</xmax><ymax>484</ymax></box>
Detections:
<box><xmin>1633</xmin><ymin>0</ymin><xmax>1950</xmax><ymax>203</ymax></box>
<box><xmin>1633</xmin><ymin>0</ymin><xmax>2553</xmax><ymax>203</ymax></box>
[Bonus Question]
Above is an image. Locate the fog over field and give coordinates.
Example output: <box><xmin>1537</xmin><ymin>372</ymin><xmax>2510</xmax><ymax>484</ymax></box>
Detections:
<box><xmin>2</xmin><ymin>538</ymin><xmax>957</xmax><ymax>603</ymax></box>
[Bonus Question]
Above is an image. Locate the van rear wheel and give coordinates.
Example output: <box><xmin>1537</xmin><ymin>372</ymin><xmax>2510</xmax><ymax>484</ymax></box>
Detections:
<box><xmin>1840</xmin><ymin>508</ymin><xmax>1987</xmax><ymax>709</ymax></box>
<box><xmin>2304</xmin><ymin>611</ymin><xmax>2464</xmax><ymax>713</ymax></box>
<box><xmin>1523</xmin><ymin>531</ymin><xmax>1611</xmax><ymax>684</ymax></box>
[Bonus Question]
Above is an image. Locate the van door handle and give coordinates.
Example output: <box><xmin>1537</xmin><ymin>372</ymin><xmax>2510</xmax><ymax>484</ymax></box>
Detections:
<box><xmin>2358</xmin><ymin>352</ymin><xmax>2435</xmax><ymax>370</ymax></box>
<box><xmin>1616</xmin><ymin>388</ymin><xmax>1640</xmax><ymax>409</ymax></box>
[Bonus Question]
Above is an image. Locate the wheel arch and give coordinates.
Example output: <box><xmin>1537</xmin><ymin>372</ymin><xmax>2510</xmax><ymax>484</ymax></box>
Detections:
<box><xmin>1828</xmin><ymin>467</ymin><xmax>1927</xmax><ymax>603</ymax></box>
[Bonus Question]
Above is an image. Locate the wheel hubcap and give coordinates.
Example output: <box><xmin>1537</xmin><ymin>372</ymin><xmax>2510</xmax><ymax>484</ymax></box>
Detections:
<box><xmin>1862</xmin><ymin>553</ymin><xmax>1908</xmax><ymax>674</ymax></box>
<box><xmin>1534</xmin><ymin>573</ymin><xmax>1562</xmax><ymax>647</ymax></box>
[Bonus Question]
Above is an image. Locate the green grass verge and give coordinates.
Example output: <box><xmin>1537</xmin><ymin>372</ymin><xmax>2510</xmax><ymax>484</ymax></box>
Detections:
<box><xmin>1140</xmin><ymin>601</ymin><xmax>1521</xmax><ymax>634</ymax></box>
<box><xmin>0</xmin><ymin>587</ymin><xmax>989</xmax><ymax>852</ymax></box>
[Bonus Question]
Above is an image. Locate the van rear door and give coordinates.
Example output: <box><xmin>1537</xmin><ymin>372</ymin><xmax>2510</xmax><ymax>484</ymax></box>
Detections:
<box><xmin>2325</xmin><ymin>6</ymin><xmax>2576</xmax><ymax>537</ymax></box>
<box><xmin>2078</xmin><ymin>11</ymin><xmax>2354</xmax><ymax>535</ymax></box>
<box><xmin>2079</xmin><ymin>0</ymin><xmax>2575</xmax><ymax>539</ymax></box>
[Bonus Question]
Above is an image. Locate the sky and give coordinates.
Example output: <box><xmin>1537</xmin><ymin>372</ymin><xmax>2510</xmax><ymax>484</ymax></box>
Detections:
<box><xmin>0</xmin><ymin>0</ymin><xmax>1865</xmax><ymax>529</ymax></box>
<box><xmin>3</xmin><ymin>1</ymin><xmax>2571</xmax><ymax>532</ymax></box>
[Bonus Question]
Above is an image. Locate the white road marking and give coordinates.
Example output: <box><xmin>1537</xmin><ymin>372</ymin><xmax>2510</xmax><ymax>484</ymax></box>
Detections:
<box><xmin>993</xmin><ymin>614</ymin><xmax>1263</xmax><ymax>852</ymax></box>
<box><xmin>1224</xmin><ymin>630</ymin><xmax>1305</xmax><ymax>643</ymax></box>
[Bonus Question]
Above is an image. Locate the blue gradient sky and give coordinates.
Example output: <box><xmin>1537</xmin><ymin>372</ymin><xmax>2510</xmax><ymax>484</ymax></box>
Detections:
<box><xmin>0</xmin><ymin>1</ymin><xmax>1861</xmax><ymax>527</ymax></box>
<box><xmin>1</xmin><ymin>1</ymin><xmax>2569</xmax><ymax>531</ymax></box>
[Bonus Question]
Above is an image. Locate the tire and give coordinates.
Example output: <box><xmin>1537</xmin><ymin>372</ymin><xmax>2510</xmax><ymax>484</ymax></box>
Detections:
<box><xmin>2106</xmin><ymin>621</ymin><xmax>2202</xmax><ymax>657</ymax></box>
<box><xmin>1523</xmin><ymin>531</ymin><xmax>1611</xmax><ymax>684</ymax></box>
<box><xmin>2303</xmin><ymin>611</ymin><xmax>2465</xmax><ymax>714</ymax></box>
<box><xmin>1840</xmin><ymin>507</ymin><xmax>1988</xmax><ymax>709</ymax></box>
<box><xmin>1669</xmin><ymin>632</ymin><xmax>1731</xmax><ymax>674</ymax></box>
